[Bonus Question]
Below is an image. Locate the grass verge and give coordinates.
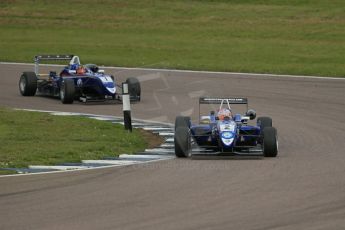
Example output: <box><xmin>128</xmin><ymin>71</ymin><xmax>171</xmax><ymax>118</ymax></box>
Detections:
<box><xmin>0</xmin><ymin>108</ymin><xmax>162</xmax><ymax>171</ymax></box>
<box><xmin>0</xmin><ymin>0</ymin><xmax>344</xmax><ymax>77</ymax></box>
<box><xmin>0</xmin><ymin>169</ymin><xmax>16</xmax><ymax>175</ymax></box>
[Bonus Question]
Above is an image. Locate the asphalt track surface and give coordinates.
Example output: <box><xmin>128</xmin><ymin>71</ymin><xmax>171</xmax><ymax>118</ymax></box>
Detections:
<box><xmin>1</xmin><ymin>63</ymin><xmax>345</xmax><ymax>230</ymax></box>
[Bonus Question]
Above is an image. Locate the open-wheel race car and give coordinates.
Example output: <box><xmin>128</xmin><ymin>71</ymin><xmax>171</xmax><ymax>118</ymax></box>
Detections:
<box><xmin>174</xmin><ymin>97</ymin><xmax>278</xmax><ymax>158</ymax></box>
<box><xmin>19</xmin><ymin>55</ymin><xmax>141</xmax><ymax>104</ymax></box>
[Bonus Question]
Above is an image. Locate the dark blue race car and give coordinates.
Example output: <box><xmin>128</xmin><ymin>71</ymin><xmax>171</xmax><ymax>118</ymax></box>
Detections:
<box><xmin>19</xmin><ymin>55</ymin><xmax>141</xmax><ymax>104</ymax></box>
<box><xmin>174</xmin><ymin>97</ymin><xmax>278</xmax><ymax>158</ymax></box>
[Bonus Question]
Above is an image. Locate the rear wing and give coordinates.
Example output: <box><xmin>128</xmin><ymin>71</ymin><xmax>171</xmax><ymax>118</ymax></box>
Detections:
<box><xmin>35</xmin><ymin>54</ymin><xmax>74</xmax><ymax>61</ymax></box>
<box><xmin>199</xmin><ymin>97</ymin><xmax>248</xmax><ymax>104</ymax></box>
<box><xmin>198</xmin><ymin>97</ymin><xmax>248</xmax><ymax>121</ymax></box>
<box><xmin>34</xmin><ymin>54</ymin><xmax>74</xmax><ymax>75</ymax></box>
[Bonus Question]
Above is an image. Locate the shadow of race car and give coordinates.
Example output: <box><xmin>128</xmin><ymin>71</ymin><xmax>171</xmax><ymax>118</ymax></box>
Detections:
<box><xmin>174</xmin><ymin>97</ymin><xmax>278</xmax><ymax>158</ymax></box>
<box><xmin>19</xmin><ymin>55</ymin><xmax>141</xmax><ymax>104</ymax></box>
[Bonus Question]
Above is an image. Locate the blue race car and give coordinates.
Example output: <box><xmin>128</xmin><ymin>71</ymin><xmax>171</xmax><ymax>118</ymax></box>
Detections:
<box><xmin>19</xmin><ymin>55</ymin><xmax>141</xmax><ymax>104</ymax></box>
<box><xmin>174</xmin><ymin>97</ymin><xmax>278</xmax><ymax>158</ymax></box>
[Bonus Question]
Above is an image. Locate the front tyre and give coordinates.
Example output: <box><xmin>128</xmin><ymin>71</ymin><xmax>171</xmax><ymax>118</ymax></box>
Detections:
<box><xmin>175</xmin><ymin>116</ymin><xmax>191</xmax><ymax>130</ymax></box>
<box><xmin>263</xmin><ymin>127</ymin><xmax>278</xmax><ymax>157</ymax></box>
<box><xmin>60</xmin><ymin>79</ymin><xmax>75</xmax><ymax>104</ymax></box>
<box><xmin>126</xmin><ymin>77</ymin><xmax>141</xmax><ymax>101</ymax></box>
<box><xmin>257</xmin><ymin>117</ymin><xmax>272</xmax><ymax>130</ymax></box>
<box><xmin>174</xmin><ymin>127</ymin><xmax>191</xmax><ymax>158</ymax></box>
<box><xmin>19</xmin><ymin>72</ymin><xmax>37</xmax><ymax>96</ymax></box>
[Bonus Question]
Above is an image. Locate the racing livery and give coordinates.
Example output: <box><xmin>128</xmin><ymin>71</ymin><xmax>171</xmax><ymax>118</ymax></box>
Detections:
<box><xmin>19</xmin><ymin>55</ymin><xmax>141</xmax><ymax>104</ymax></box>
<box><xmin>174</xmin><ymin>97</ymin><xmax>278</xmax><ymax>158</ymax></box>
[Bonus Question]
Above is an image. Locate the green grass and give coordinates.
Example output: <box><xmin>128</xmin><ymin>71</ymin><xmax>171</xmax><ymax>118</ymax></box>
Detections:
<box><xmin>0</xmin><ymin>0</ymin><xmax>344</xmax><ymax>77</ymax></box>
<box><xmin>0</xmin><ymin>108</ymin><xmax>150</xmax><ymax>169</ymax></box>
<box><xmin>0</xmin><ymin>169</ymin><xmax>16</xmax><ymax>175</ymax></box>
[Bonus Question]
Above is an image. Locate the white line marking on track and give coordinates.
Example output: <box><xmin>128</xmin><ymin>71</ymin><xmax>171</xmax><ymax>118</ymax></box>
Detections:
<box><xmin>2</xmin><ymin>62</ymin><xmax>345</xmax><ymax>80</ymax></box>
<box><xmin>89</xmin><ymin>117</ymin><xmax>118</xmax><ymax>121</ymax></box>
<box><xmin>142</xmin><ymin>127</ymin><xmax>173</xmax><ymax>131</ymax></box>
<box><xmin>50</xmin><ymin>112</ymin><xmax>82</xmax><ymax>116</ymax></box>
<box><xmin>82</xmin><ymin>160</ymin><xmax>140</xmax><ymax>165</ymax></box>
<box><xmin>1</xmin><ymin>157</ymin><xmax>174</xmax><ymax>178</ymax></box>
<box><xmin>145</xmin><ymin>148</ymin><xmax>174</xmax><ymax>153</ymax></box>
<box><xmin>119</xmin><ymin>154</ymin><xmax>174</xmax><ymax>159</ymax></box>
<box><xmin>160</xmin><ymin>143</ymin><xmax>174</xmax><ymax>148</ymax></box>
<box><xmin>29</xmin><ymin>165</ymin><xmax>89</xmax><ymax>170</ymax></box>
<box><xmin>165</xmin><ymin>138</ymin><xmax>174</xmax><ymax>142</ymax></box>
<box><xmin>158</xmin><ymin>132</ymin><xmax>175</xmax><ymax>136</ymax></box>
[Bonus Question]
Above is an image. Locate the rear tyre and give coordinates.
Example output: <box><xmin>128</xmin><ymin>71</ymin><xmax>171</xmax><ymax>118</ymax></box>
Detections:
<box><xmin>175</xmin><ymin>116</ymin><xmax>191</xmax><ymax>130</ymax></box>
<box><xmin>263</xmin><ymin>127</ymin><xmax>278</xmax><ymax>157</ymax></box>
<box><xmin>19</xmin><ymin>72</ymin><xmax>37</xmax><ymax>96</ymax></box>
<box><xmin>126</xmin><ymin>77</ymin><xmax>141</xmax><ymax>101</ymax></box>
<box><xmin>60</xmin><ymin>79</ymin><xmax>75</xmax><ymax>104</ymax></box>
<box><xmin>175</xmin><ymin>127</ymin><xmax>191</xmax><ymax>158</ymax></box>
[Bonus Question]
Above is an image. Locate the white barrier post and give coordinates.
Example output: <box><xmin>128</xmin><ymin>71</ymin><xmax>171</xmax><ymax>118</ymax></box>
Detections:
<box><xmin>122</xmin><ymin>82</ymin><xmax>132</xmax><ymax>132</ymax></box>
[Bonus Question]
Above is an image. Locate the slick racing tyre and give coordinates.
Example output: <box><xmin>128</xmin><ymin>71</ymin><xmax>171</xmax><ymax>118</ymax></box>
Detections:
<box><xmin>257</xmin><ymin>117</ymin><xmax>272</xmax><ymax>130</ymax></box>
<box><xmin>257</xmin><ymin>116</ymin><xmax>272</xmax><ymax>144</ymax></box>
<box><xmin>175</xmin><ymin>116</ymin><xmax>191</xmax><ymax>130</ymax></box>
<box><xmin>174</xmin><ymin>127</ymin><xmax>191</xmax><ymax>158</ymax></box>
<box><xmin>126</xmin><ymin>77</ymin><xmax>141</xmax><ymax>101</ymax></box>
<box><xmin>19</xmin><ymin>72</ymin><xmax>37</xmax><ymax>96</ymax></box>
<box><xmin>263</xmin><ymin>127</ymin><xmax>278</xmax><ymax>157</ymax></box>
<box><xmin>60</xmin><ymin>79</ymin><xmax>75</xmax><ymax>104</ymax></box>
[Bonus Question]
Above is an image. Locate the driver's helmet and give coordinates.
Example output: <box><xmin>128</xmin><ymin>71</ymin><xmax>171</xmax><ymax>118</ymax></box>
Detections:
<box><xmin>76</xmin><ymin>65</ymin><xmax>86</xmax><ymax>75</ymax></box>
<box><xmin>70</xmin><ymin>63</ymin><xmax>78</xmax><ymax>70</ymax></box>
<box><xmin>217</xmin><ymin>108</ymin><xmax>232</xmax><ymax>120</ymax></box>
